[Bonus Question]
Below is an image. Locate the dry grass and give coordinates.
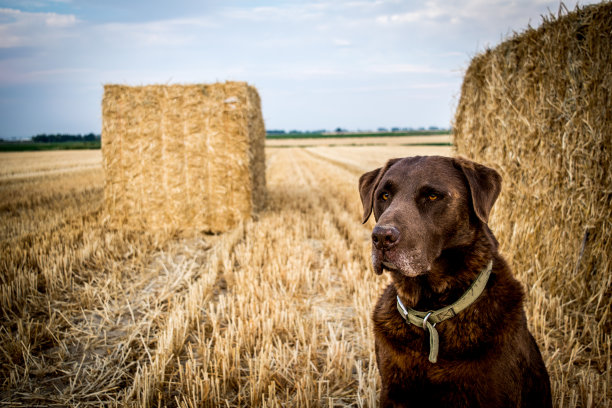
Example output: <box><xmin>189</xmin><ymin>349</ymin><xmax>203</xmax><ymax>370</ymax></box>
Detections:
<box><xmin>0</xmin><ymin>144</ymin><xmax>609</xmax><ymax>407</ymax></box>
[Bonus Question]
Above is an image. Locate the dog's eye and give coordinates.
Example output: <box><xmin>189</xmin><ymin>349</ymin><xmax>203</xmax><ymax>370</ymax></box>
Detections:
<box><xmin>380</xmin><ymin>192</ymin><xmax>390</xmax><ymax>201</ymax></box>
<box><xmin>428</xmin><ymin>193</ymin><xmax>440</xmax><ymax>201</ymax></box>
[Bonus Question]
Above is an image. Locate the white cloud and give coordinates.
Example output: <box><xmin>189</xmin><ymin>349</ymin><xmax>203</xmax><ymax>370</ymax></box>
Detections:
<box><xmin>367</xmin><ymin>63</ymin><xmax>447</xmax><ymax>74</ymax></box>
<box><xmin>373</xmin><ymin>0</ymin><xmax>576</xmax><ymax>29</ymax></box>
<box><xmin>96</xmin><ymin>20</ymin><xmax>196</xmax><ymax>47</ymax></box>
<box><xmin>303</xmin><ymin>80</ymin><xmax>459</xmax><ymax>95</ymax></box>
<box><xmin>0</xmin><ymin>8</ymin><xmax>78</xmax><ymax>48</ymax></box>
<box><xmin>0</xmin><ymin>67</ymin><xmax>92</xmax><ymax>84</ymax></box>
<box><xmin>333</xmin><ymin>38</ymin><xmax>352</xmax><ymax>47</ymax></box>
<box><xmin>253</xmin><ymin>65</ymin><xmax>347</xmax><ymax>81</ymax></box>
<box><xmin>220</xmin><ymin>4</ymin><xmax>328</xmax><ymax>23</ymax></box>
<box><xmin>339</xmin><ymin>0</ymin><xmax>599</xmax><ymax>39</ymax></box>
<box><xmin>43</xmin><ymin>11</ymin><xmax>76</xmax><ymax>27</ymax></box>
<box><xmin>376</xmin><ymin>1</ymin><xmax>445</xmax><ymax>24</ymax></box>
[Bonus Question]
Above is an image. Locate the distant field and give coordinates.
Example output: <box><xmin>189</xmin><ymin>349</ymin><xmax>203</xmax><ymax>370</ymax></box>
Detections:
<box><xmin>0</xmin><ymin>149</ymin><xmax>101</xmax><ymax>179</ymax></box>
<box><xmin>266</xmin><ymin>134</ymin><xmax>452</xmax><ymax>148</ymax></box>
<box><xmin>0</xmin><ymin>140</ymin><xmax>605</xmax><ymax>407</ymax></box>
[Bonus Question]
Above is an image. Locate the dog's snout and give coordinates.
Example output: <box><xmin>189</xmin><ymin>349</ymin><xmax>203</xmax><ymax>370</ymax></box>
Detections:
<box><xmin>372</xmin><ymin>225</ymin><xmax>400</xmax><ymax>250</ymax></box>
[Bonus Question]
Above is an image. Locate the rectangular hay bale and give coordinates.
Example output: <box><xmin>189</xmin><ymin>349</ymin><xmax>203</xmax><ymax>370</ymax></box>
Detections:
<box><xmin>102</xmin><ymin>82</ymin><xmax>266</xmax><ymax>233</ymax></box>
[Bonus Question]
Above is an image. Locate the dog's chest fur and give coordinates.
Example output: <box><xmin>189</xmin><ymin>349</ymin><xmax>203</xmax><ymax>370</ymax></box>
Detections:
<box><xmin>372</xmin><ymin>255</ymin><xmax>536</xmax><ymax>406</ymax></box>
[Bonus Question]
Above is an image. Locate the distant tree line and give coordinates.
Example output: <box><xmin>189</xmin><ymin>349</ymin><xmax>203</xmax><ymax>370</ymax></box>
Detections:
<box><xmin>267</xmin><ymin>126</ymin><xmax>448</xmax><ymax>136</ymax></box>
<box><xmin>378</xmin><ymin>126</ymin><xmax>443</xmax><ymax>132</ymax></box>
<box><xmin>267</xmin><ymin>129</ymin><xmax>327</xmax><ymax>135</ymax></box>
<box><xmin>32</xmin><ymin>133</ymin><xmax>101</xmax><ymax>143</ymax></box>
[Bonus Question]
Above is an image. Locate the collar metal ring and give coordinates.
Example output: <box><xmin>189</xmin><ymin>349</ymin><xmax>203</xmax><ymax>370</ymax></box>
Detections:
<box><xmin>422</xmin><ymin>312</ymin><xmax>433</xmax><ymax>330</ymax></box>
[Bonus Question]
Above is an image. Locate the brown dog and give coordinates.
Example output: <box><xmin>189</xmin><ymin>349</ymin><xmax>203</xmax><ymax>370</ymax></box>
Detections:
<box><xmin>359</xmin><ymin>156</ymin><xmax>551</xmax><ymax>408</ymax></box>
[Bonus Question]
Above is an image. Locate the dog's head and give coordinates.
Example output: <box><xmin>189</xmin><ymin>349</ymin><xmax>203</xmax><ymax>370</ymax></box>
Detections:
<box><xmin>359</xmin><ymin>156</ymin><xmax>501</xmax><ymax>276</ymax></box>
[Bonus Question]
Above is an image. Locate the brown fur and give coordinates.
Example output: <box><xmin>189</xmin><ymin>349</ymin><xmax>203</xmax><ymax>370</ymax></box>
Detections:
<box><xmin>359</xmin><ymin>156</ymin><xmax>551</xmax><ymax>408</ymax></box>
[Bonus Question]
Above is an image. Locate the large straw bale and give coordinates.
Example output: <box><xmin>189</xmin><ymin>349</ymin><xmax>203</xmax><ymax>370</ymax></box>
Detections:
<box><xmin>453</xmin><ymin>2</ymin><xmax>610</xmax><ymax>329</ymax></box>
<box><xmin>102</xmin><ymin>82</ymin><xmax>266</xmax><ymax>233</ymax></box>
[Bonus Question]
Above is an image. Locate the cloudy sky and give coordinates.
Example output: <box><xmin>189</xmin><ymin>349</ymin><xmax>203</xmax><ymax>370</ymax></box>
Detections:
<box><xmin>0</xmin><ymin>0</ymin><xmax>600</xmax><ymax>139</ymax></box>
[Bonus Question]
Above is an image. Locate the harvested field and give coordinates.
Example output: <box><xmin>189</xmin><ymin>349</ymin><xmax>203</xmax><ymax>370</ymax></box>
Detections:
<box><xmin>304</xmin><ymin>144</ymin><xmax>452</xmax><ymax>173</ymax></box>
<box><xmin>0</xmin><ymin>149</ymin><xmax>101</xmax><ymax>179</ymax></box>
<box><xmin>0</xmin><ymin>142</ymin><xmax>609</xmax><ymax>407</ymax></box>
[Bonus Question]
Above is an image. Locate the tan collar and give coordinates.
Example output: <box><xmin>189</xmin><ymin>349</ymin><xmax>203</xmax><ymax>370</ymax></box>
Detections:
<box><xmin>396</xmin><ymin>260</ymin><xmax>493</xmax><ymax>363</ymax></box>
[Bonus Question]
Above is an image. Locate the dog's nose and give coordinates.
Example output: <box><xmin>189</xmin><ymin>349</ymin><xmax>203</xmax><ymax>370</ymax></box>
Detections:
<box><xmin>372</xmin><ymin>225</ymin><xmax>400</xmax><ymax>250</ymax></box>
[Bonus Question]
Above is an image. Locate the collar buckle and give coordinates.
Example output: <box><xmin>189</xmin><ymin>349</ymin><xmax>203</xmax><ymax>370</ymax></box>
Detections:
<box><xmin>422</xmin><ymin>312</ymin><xmax>434</xmax><ymax>330</ymax></box>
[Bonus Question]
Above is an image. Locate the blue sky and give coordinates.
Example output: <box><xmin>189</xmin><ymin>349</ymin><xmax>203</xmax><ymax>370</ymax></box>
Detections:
<box><xmin>0</xmin><ymin>0</ymin><xmax>600</xmax><ymax>139</ymax></box>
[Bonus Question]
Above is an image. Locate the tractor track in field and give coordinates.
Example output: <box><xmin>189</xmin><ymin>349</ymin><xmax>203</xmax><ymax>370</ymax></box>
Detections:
<box><xmin>293</xmin><ymin>149</ymin><xmax>372</xmax><ymax>270</ymax></box>
<box><xmin>301</xmin><ymin>148</ymin><xmax>365</xmax><ymax>175</ymax></box>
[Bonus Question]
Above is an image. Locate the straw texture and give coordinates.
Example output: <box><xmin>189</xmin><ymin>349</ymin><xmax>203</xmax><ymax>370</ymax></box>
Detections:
<box><xmin>453</xmin><ymin>1</ymin><xmax>610</xmax><ymax>350</ymax></box>
<box><xmin>102</xmin><ymin>82</ymin><xmax>266</xmax><ymax>233</ymax></box>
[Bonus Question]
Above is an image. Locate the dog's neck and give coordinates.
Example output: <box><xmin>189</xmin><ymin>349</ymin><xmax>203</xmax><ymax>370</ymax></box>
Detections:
<box><xmin>393</xmin><ymin>227</ymin><xmax>495</xmax><ymax>311</ymax></box>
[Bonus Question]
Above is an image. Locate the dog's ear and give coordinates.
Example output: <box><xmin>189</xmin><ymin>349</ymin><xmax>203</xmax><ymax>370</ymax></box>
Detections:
<box><xmin>454</xmin><ymin>157</ymin><xmax>502</xmax><ymax>224</ymax></box>
<box><xmin>359</xmin><ymin>158</ymin><xmax>401</xmax><ymax>224</ymax></box>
